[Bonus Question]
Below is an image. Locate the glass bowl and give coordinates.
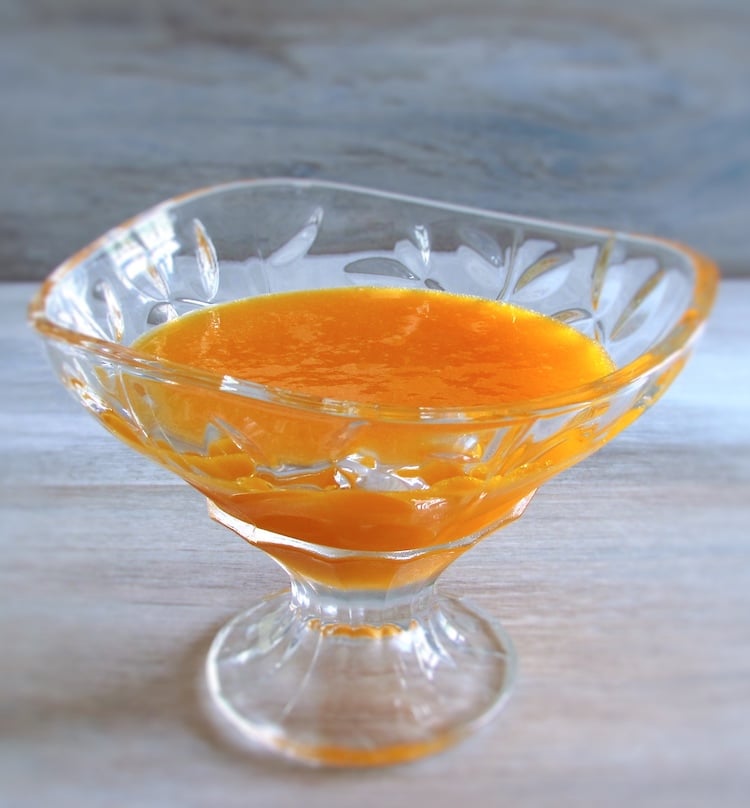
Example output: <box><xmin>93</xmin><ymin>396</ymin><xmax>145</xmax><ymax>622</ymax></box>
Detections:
<box><xmin>29</xmin><ymin>179</ymin><xmax>718</xmax><ymax>766</ymax></box>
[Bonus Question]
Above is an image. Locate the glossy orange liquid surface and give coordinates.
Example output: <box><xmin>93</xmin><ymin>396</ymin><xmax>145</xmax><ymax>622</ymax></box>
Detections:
<box><xmin>135</xmin><ymin>287</ymin><xmax>614</xmax><ymax>408</ymax></box>
<box><xmin>118</xmin><ymin>287</ymin><xmax>615</xmax><ymax>588</ymax></box>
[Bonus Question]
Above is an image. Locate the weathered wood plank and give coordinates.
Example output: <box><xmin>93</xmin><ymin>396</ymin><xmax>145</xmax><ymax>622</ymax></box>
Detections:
<box><xmin>2</xmin><ymin>279</ymin><xmax>749</xmax><ymax>806</ymax></box>
<box><xmin>1</xmin><ymin>1</ymin><xmax>749</xmax><ymax>281</ymax></box>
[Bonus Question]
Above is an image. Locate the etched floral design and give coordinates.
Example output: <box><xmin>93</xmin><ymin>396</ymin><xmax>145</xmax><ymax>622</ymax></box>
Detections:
<box><xmin>36</xmin><ymin>182</ymin><xmax>705</xmax><ymax>541</ymax></box>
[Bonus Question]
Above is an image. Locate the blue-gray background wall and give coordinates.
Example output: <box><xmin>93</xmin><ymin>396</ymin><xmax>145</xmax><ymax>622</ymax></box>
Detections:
<box><xmin>2</xmin><ymin>0</ymin><xmax>748</xmax><ymax>280</ymax></box>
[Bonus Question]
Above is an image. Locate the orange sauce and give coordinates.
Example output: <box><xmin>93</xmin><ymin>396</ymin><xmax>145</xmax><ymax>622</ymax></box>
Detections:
<box><xmin>134</xmin><ymin>286</ymin><xmax>613</xmax><ymax>407</ymax></box>
<box><xmin>114</xmin><ymin>287</ymin><xmax>616</xmax><ymax>588</ymax></box>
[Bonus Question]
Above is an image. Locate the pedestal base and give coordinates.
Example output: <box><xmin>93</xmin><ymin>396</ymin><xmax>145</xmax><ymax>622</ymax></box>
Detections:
<box><xmin>205</xmin><ymin>587</ymin><xmax>515</xmax><ymax>766</ymax></box>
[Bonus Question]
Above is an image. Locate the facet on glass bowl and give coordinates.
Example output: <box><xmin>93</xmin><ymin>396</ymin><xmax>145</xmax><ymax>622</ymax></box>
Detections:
<box><xmin>29</xmin><ymin>179</ymin><xmax>718</xmax><ymax>766</ymax></box>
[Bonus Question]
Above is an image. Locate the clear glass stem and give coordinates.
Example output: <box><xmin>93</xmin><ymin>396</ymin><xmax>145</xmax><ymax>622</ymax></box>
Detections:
<box><xmin>287</xmin><ymin>574</ymin><xmax>440</xmax><ymax>633</ymax></box>
<box><xmin>205</xmin><ymin>570</ymin><xmax>516</xmax><ymax>767</ymax></box>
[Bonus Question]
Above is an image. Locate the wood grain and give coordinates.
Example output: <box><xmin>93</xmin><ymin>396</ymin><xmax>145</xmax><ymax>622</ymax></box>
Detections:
<box><xmin>1</xmin><ymin>0</ymin><xmax>749</xmax><ymax>281</ymax></box>
<box><xmin>1</xmin><ymin>281</ymin><xmax>749</xmax><ymax>807</ymax></box>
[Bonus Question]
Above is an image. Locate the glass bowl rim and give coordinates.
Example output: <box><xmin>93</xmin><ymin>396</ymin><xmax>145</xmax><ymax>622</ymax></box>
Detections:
<box><xmin>28</xmin><ymin>178</ymin><xmax>719</xmax><ymax>424</ymax></box>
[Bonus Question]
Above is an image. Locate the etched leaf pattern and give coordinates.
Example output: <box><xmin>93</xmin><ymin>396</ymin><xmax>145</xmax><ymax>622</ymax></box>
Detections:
<box><xmin>193</xmin><ymin>218</ymin><xmax>220</xmax><ymax>302</ymax></box>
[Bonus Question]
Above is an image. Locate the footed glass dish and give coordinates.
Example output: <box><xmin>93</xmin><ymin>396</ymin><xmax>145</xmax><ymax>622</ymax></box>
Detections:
<box><xmin>29</xmin><ymin>180</ymin><xmax>718</xmax><ymax>766</ymax></box>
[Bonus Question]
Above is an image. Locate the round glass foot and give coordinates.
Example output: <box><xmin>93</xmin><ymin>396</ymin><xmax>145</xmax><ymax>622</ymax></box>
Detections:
<box><xmin>205</xmin><ymin>584</ymin><xmax>516</xmax><ymax>766</ymax></box>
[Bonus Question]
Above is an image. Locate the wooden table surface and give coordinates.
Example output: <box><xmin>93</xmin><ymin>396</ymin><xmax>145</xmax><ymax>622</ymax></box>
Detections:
<box><xmin>1</xmin><ymin>279</ymin><xmax>749</xmax><ymax>807</ymax></box>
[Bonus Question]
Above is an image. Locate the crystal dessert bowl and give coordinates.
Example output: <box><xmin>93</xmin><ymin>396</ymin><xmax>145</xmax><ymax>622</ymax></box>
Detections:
<box><xmin>29</xmin><ymin>179</ymin><xmax>718</xmax><ymax>766</ymax></box>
